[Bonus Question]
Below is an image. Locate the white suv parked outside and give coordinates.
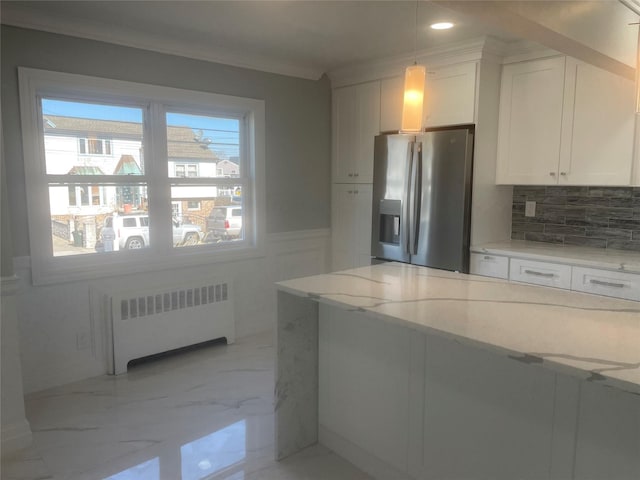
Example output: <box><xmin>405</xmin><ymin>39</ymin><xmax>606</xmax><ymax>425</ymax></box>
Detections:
<box><xmin>206</xmin><ymin>206</ymin><xmax>242</xmax><ymax>240</ymax></box>
<box><xmin>101</xmin><ymin>214</ymin><xmax>202</xmax><ymax>250</ymax></box>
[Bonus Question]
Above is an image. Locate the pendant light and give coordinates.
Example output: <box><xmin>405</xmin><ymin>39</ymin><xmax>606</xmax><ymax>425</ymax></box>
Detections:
<box><xmin>401</xmin><ymin>0</ymin><xmax>426</xmax><ymax>133</ymax></box>
<box><xmin>636</xmin><ymin>23</ymin><xmax>640</xmax><ymax>114</ymax></box>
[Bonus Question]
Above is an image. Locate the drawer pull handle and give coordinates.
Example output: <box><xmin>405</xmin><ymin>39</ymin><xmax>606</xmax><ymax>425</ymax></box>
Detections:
<box><xmin>483</xmin><ymin>255</ymin><xmax>493</xmax><ymax>260</ymax></box>
<box><xmin>524</xmin><ymin>269</ymin><xmax>555</xmax><ymax>278</ymax></box>
<box><xmin>589</xmin><ymin>279</ymin><xmax>625</xmax><ymax>289</ymax></box>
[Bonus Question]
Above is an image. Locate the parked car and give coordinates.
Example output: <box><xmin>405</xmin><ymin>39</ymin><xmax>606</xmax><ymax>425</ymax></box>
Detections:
<box><xmin>206</xmin><ymin>206</ymin><xmax>242</xmax><ymax>239</ymax></box>
<box><xmin>100</xmin><ymin>214</ymin><xmax>202</xmax><ymax>250</ymax></box>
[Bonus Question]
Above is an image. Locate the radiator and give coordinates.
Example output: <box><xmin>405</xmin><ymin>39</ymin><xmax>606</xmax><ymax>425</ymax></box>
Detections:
<box><xmin>106</xmin><ymin>279</ymin><xmax>235</xmax><ymax>374</ymax></box>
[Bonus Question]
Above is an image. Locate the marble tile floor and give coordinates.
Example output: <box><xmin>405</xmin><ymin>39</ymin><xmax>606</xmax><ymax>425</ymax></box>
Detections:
<box><xmin>2</xmin><ymin>332</ymin><xmax>372</xmax><ymax>480</ymax></box>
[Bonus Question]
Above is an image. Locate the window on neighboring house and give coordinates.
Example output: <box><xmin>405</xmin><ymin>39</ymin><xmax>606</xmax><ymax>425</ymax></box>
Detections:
<box><xmin>174</xmin><ymin>164</ymin><xmax>198</xmax><ymax>178</ymax></box>
<box><xmin>19</xmin><ymin>67</ymin><xmax>265</xmax><ymax>284</ymax></box>
<box><xmin>79</xmin><ymin>137</ymin><xmax>112</xmax><ymax>155</ymax></box>
<box><xmin>67</xmin><ymin>184</ymin><xmax>106</xmax><ymax>207</ymax></box>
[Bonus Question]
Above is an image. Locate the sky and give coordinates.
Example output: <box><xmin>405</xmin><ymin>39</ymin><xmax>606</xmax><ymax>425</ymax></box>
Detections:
<box><xmin>42</xmin><ymin>98</ymin><xmax>240</xmax><ymax>159</ymax></box>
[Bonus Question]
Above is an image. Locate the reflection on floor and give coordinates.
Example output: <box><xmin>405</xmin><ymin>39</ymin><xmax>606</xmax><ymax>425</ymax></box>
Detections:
<box><xmin>2</xmin><ymin>332</ymin><xmax>371</xmax><ymax>480</ymax></box>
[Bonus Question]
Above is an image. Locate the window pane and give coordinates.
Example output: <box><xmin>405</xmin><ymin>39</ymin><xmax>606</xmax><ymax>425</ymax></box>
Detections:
<box><xmin>41</xmin><ymin>98</ymin><xmax>144</xmax><ymax>175</ymax></box>
<box><xmin>170</xmin><ymin>185</ymin><xmax>244</xmax><ymax>248</ymax></box>
<box><xmin>166</xmin><ymin>112</ymin><xmax>240</xmax><ymax>178</ymax></box>
<box><xmin>48</xmin><ymin>183</ymin><xmax>150</xmax><ymax>256</ymax></box>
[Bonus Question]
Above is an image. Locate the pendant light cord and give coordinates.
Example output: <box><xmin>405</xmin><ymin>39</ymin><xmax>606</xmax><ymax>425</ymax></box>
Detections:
<box><xmin>413</xmin><ymin>0</ymin><xmax>419</xmax><ymax>65</ymax></box>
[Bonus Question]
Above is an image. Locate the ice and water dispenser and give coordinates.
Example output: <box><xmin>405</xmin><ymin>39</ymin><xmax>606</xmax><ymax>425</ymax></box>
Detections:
<box><xmin>377</xmin><ymin>199</ymin><xmax>401</xmax><ymax>245</ymax></box>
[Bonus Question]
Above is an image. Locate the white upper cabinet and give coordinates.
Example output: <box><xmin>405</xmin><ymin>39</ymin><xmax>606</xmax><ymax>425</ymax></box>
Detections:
<box><xmin>380</xmin><ymin>76</ymin><xmax>404</xmax><ymax>133</ymax></box>
<box><xmin>424</xmin><ymin>62</ymin><xmax>477</xmax><ymax>127</ymax></box>
<box><xmin>496</xmin><ymin>56</ymin><xmax>635</xmax><ymax>186</ymax></box>
<box><xmin>333</xmin><ymin>81</ymin><xmax>380</xmax><ymax>183</ymax></box>
<box><xmin>379</xmin><ymin>62</ymin><xmax>477</xmax><ymax>133</ymax></box>
<box><xmin>559</xmin><ymin>58</ymin><xmax>635</xmax><ymax>185</ymax></box>
<box><xmin>496</xmin><ymin>56</ymin><xmax>566</xmax><ymax>185</ymax></box>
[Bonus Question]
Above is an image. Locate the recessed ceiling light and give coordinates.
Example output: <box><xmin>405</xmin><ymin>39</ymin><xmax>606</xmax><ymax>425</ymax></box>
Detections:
<box><xmin>430</xmin><ymin>22</ymin><xmax>454</xmax><ymax>30</ymax></box>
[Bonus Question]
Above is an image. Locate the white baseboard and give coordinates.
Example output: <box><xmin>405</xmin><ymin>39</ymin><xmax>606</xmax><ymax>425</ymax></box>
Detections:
<box><xmin>1</xmin><ymin>419</ymin><xmax>32</xmax><ymax>458</ymax></box>
<box><xmin>319</xmin><ymin>425</ymin><xmax>413</xmax><ymax>480</ymax></box>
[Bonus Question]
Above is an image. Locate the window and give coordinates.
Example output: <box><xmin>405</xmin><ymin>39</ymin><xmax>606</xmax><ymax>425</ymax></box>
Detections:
<box><xmin>67</xmin><ymin>184</ymin><xmax>106</xmax><ymax>207</ymax></box>
<box><xmin>79</xmin><ymin>137</ymin><xmax>112</xmax><ymax>155</ymax></box>
<box><xmin>174</xmin><ymin>163</ymin><xmax>198</xmax><ymax>178</ymax></box>
<box><xmin>19</xmin><ymin>68</ymin><xmax>265</xmax><ymax>284</ymax></box>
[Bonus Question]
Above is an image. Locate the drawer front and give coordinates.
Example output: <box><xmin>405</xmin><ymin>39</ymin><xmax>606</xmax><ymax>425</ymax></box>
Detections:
<box><xmin>571</xmin><ymin>267</ymin><xmax>640</xmax><ymax>302</ymax></box>
<box><xmin>509</xmin><ymin>258</ymin><xmax>572</xmax><ymax>289</ymax></box>
<box><xmin>470</xmin><ymin>253</ymin><xmax>509</xmax><ymax>279</ymax></box>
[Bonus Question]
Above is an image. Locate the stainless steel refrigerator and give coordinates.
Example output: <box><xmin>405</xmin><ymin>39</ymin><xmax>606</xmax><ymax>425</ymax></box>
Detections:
<box><xmin>371</xmin><ymin>125</ymin><xmax>474</xmax><ymax>272</ymax></box>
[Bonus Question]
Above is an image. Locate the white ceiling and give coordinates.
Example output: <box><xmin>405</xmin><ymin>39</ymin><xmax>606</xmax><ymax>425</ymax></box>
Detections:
<box><xmin>1</xmin><ymin>1</ymin><xmax>637</xmax><ymax>80</ymax></box>
<box><xmin>1</xmin><ymin>0</ymin><xmax>518</xmax><ymax>79</ymax></box>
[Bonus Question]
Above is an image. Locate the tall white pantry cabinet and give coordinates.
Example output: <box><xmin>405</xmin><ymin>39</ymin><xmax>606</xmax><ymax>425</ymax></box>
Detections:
<box><xmin>331</xmin><ymin>62</ymin><xmax>478</xmax><ymax>271</ymax></box>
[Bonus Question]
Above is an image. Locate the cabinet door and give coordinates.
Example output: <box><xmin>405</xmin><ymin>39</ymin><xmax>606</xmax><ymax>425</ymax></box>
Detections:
<box><xmin>469</xmin><ymin>253</ymin><xmax>509</xmax><ymax>279</ymax></box>
<box><xmin>333</xmin><ymin>85</ymin><xmax>358</xmax><ymax>183</ymax></box>
<box><xmin>331</xmin><ymin>184</ymin><xmax>373</xmax><ymax>271</ymax></box>
<box><xmin>353</xmin><ymin>183</ymin><xmax>373</xmax><ymax>267</ymax></box>
<box><xmin>354</xmin><ymin>82</ymin><xmax>380</xmax><ymax>183</ymax></box>
<box><xmin>333</xmin><ymin>81</ymin><xmax>380</xmax><ymax>184</ymax></box>
<box><xmin>496</xmin><ymin>56</ymin><xmax>566</xmax><ymax>185</ymax></box>
<box><xmin>424</xmin><ymin>62</ymin><xmax>477</xmax><ymax>127</ymax></box>
<box><xmin>559</xmin><ymin>59</ymin><xmax>635</xmax><ymax>185</ymax></box>
<box><xmin>380</xmin><ymin>76</ymin><xmax>404</xmax><ymax>133</ymax></box>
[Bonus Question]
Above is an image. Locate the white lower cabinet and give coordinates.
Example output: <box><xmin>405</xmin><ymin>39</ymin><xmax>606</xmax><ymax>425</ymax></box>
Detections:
<box><xmin>509</xmin><ymin>258</ymin><xmax>572</xmax><ymax>290</ymax></box>
<box><xmin>469</xmin><ymin>252</ymin><xmax>509</xmax><ymax>279</ymax></box>
<box><xmin>319</xmin><ymin>305</ymin><xmax>411</xmax><ymax>476</ymax></box>
<box><xmin>331</xmin><ymin>183</ymin><xmax>373</xmax><ymax>271</ymax></box>
<box><xmin>571</xmin><ymin>266</ymin><xmax>640</xmax><ymax>302</ymax></box>
<box><xmin>471</xmin><ymin>250</ymin><xmax>639</xmax><ymax>302</ymax></box>
<box><xmin>319</xmin><ymin>304</ymin><xmax>640</xmax><ymax>480</ymax></box>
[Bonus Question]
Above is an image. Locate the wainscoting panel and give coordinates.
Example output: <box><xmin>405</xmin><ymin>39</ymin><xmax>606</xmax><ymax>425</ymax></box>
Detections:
<box><xmin>14</xmin><ymin>228</ymin><xmax>330</xmax><ymax>393</ymax></box>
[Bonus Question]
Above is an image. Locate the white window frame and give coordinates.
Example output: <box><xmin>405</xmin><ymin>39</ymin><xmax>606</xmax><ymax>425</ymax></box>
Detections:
<box><xmin>19</xmin><ymin>67</ymin><xmax>265</xmax><ymax>285</ymax></box>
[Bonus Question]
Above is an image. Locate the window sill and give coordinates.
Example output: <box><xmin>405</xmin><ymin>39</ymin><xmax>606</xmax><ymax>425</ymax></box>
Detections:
<box><xmin>28</xmin><ymin>242</ymin><xmax>266</xmax><ymax>286</ymax></box>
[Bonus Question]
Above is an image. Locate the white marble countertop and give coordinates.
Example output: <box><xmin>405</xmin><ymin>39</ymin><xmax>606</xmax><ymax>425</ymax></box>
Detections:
<box><xmin>277</xmin><ymin>262</ymin><xmax>640</xmax><ymax>394</ymax></box>
<box><xmin>472</xmin><ymin>240</ymin><xmax>640</xmax><ymax>273</ymax></box>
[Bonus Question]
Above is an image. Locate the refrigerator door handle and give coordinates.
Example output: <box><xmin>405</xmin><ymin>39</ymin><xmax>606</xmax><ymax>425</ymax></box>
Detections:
<box><xmin>403</xmin><ymin>141</ymin><xmax>414</xmax><ymax>255</ymax></box>
<box><xmin>410</xmin><ymin>142</ymin><xmax>422</xmax><ymax>255</ymax></box>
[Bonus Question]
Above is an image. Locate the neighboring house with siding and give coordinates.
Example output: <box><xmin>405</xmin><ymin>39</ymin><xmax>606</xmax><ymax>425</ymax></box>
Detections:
<box><xmin>43</xmin><ymin>115</ymin><xmax>223</xmax><ymax>245</ymax></box>
<box><xmin>44</xmin><ymin>114</ymin><xmax>220</xmax><ymax>214</ymax></box>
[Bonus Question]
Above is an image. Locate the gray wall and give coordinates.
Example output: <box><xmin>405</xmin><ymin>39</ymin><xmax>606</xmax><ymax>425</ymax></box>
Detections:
<box><xmin>1</xmin><ymin>26</ymin><xmax>331</xmax><ymax>257</ymax></box>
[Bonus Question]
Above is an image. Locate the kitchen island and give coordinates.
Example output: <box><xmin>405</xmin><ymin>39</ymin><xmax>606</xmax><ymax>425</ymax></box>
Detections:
<box><xmin>275</xmin><ymin>262</ymin><xmax>640</xmax><ymax>480</ymax></box>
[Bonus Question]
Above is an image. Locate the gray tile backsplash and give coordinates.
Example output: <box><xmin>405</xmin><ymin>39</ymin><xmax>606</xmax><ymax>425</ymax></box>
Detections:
<box><xmin>511</xmin><ymin>186</ymin><xmax>640</xmax><ymax>251</ymax></box>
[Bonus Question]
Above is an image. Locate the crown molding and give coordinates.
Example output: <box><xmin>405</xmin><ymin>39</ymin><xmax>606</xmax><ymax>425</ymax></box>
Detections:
<box><xmin>328</xmin><ymin>36</ymin><xmax>511</xmax><ymax>88</ymax></box>
<box><xmin>501</xmin><ymin>39</ymin><xmax>562</xmax><ymax>64</ymax></box>
<box><xmin>1</xmin><ymin>8</ymin><xmax>324</xmax><ymax>81</ymax></box>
